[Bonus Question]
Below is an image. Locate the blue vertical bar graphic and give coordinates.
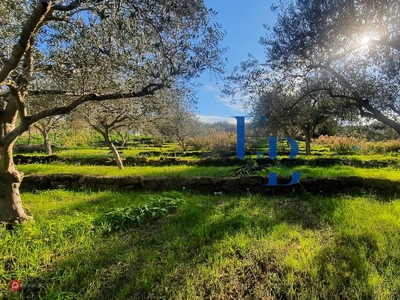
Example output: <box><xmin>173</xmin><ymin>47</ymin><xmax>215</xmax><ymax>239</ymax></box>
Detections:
<box><xmin>287</xmin><ymin>138</ymin><xmax>299</xmax><ymax>159</ymax></box>
<box><xmin>234</xmin><ymin>116</ymin><xmax>245</xmax><ymax>159</ymax></box>
<box><xmin>265</xmin><ymin>172</ymin><xmax>278</xmax><ymax>186</ymax></box>
<box><xmin>260</xmin><ymin>116</ymin><xmax>267</xmax><ymax>124</ymax></box>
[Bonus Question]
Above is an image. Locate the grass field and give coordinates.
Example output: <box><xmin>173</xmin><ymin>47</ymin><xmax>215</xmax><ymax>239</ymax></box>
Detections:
<box><xmin>18</xmin><ymin>163</ymin><xmax>400</xmax><ymax>181</ymax></box>
<box><xmin>1</xmin><ymin>190</ymin><xmax>400</xmax><ymax>299</ymax></box>
<box><xmin>19</xmin><ymin>164</ymin><xmax>236</xmax><ymax>178</ymax></box>
<box><xmin>5</xmin><ymin>140</ymin><xmax>400</xmax><ymax>298</ymax></box>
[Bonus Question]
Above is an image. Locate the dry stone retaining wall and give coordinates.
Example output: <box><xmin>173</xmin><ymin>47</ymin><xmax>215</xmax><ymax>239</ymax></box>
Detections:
<box><xmin>13</xmin><ymin>154</ymin><xmax>400</xmax><ymax>168</ymax></box>
<box><xmin>22</xmin><ymin>174</ymin><xmax>400</xmax><ymax>196</ymax></box>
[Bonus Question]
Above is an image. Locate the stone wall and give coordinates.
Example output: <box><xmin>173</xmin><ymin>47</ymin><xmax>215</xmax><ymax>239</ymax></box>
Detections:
<box><xmin>13</xmin><ymin>154</ymin><xmax>400</xmax><ymax>168</ymax></box>
<box><xmin>21</xmin><ymin>174</ymin><xmax>400</xmax><ymax>196</ymax></box>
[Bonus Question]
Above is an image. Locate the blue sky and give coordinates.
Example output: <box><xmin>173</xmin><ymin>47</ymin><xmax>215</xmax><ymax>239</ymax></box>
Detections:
<box><xmin>196</xmin><ymin>0</ymin><xmax>278</xmax><ymax>123</ymax></box>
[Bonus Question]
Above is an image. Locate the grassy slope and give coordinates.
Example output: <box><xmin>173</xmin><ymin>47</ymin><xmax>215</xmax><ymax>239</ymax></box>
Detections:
<box><xmin>1</xmin><ymin>190</ymin><xmax>400</xmax><ymax>299</ymax></box>
<box><xmin>6</xmin><ymin>144</ymin><xmax>400</xmax><ymax>298</ymax></box>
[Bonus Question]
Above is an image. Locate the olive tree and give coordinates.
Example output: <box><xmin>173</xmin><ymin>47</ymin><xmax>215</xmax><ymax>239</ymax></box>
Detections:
<box><xmin>152</xmin><ymin>89</ymin><xmax>202</xmax><ymax>151</ymax></box>
<box><xmin>28</xmin><ymin>94</ymin><xmax>69</xmax><ymax>154</ymax></box>
<box><xmin>81</xmin><ymin>96</ymin><xmax>163</xmax><ymax>169</ymax></box>
<box><xmin>0</xmin><ymin>0</ymin><xmax>224</xmax><ymax>222</ymax></box>
<box><xmin>251</xmin><ymin>78</ymin><xmax>350</xmax><ymax>155</ymax></box>
<box><xmin>264</xmin><ymin>0</ymin><xmax>400</xmax><ymax>133</ymax></box>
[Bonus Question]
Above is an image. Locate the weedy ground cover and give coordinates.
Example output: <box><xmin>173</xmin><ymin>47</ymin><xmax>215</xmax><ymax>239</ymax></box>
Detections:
<box><xmin>19</xmin><ymin>164</ymin><xmax>236</xmax><ymax>178</ymax></box>
<box><xmin>19</xmin><ymin>163</ymin><xmax>400</xmax><ymax>181</ymax></box>
<box><xmin>1</xmin><ymin>189</ymin><xmax>400</xmax><ymax>299</ymax></box>
<box><xmin>266</xmin><ymin>165</ymin><xmax>400</xmax><ymax>181</ymax></box>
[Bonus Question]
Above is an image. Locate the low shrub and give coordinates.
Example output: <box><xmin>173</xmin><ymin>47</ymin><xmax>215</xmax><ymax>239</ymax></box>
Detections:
<box><xmin>188</xmin><ymin>129</ymin><xmax>236</xmax><ymax>157</ymax></box>
<box><xmin>314</xmin><ymin>136</ymin><xmax>361</xmax><ymax>154</ymax></box>
<box><xmin>314</xmin><ymin>135</ymin><xmax>400</xmax><ymax>154</ymax></box>
<box><xmin>96</xmin><ymin>196</ymin><xmax>184</xmax><ymax>232</ymax></box>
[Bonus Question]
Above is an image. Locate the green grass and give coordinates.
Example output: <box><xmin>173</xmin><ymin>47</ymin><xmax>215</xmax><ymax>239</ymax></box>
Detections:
<box><xmin>267</xmin><ymin>165</ymin><xmax>400</xmax><ymax>181</ymax></box>
<box><xmin>15</xmin><ymin>146</ymin><xmax>203</xmax><ymax>161</ymax></box>
<box><xmin>18</xmin><ymin>163</ymin><xmax>400</xmax><ymax>181</ymax></box>
<box><xmin>18</xmin><ymin>164</ymin><xmax>236</xmax><ymax>178</ymax></box>
<box><xmin>54</xmin><ymin>146</ymin><xmax>178</xmax><ymax>158</ymax></box>
<box><xmin>1</xmin><ymin>190</ymin><xmax>400</xmax><ymax>299</ymax></box>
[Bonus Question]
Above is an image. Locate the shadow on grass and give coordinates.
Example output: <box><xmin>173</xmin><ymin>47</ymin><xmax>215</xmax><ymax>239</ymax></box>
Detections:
<box><xmin>13</xmin><ymin>191</ymin><xmax>400</xmax><ymax>299</ymax></box>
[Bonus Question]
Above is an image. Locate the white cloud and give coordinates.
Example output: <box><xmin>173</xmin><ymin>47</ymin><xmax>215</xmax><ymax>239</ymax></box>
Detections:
<box><xmin>197</xmin><ymin>82</ymin><xmax>248</xmax><ymax>113</ymax></box>
<box><xmin>201</xmin><ymin>83</ymin><xmax>219</xmax><ymax>93</ymax></box>
<box><xmin>197</xmin><ymin>115</ymin><xmax>238</xmax><ymax>124</ymax></box>
<box><xmin>215</xmin><ymin>95</ymin><xmax>247</xmax><ymax>112</ymax></box>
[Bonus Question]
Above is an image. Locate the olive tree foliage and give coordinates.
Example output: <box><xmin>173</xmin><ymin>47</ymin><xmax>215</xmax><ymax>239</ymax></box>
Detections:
<box><xmin>250</xmin><ymin>90</ymin><xmax>301</xmax><ymax>139</ymax></box>
<box><xmin>263</xmin><ymin>0</ymin><xmax>400</xmax><ymax>134</ymax></box>
<box><xmin>202</xmin><ymin>121</ymin><xmax>236</xmax><ymax>133</ymax></box>
<box><xmin>152</xmin><ymin>89</ymin><xmax>203</xmax><ymax>151</ymax></box>
<box><xmin>0</xmin><ymin>0</ymin><xmax>224</xmax><ymax>222</ymax></box>
<box><xmin>81</xmin><ymin>95</ymin><xmax>163</xmax><ymax>169</ymax></box>
<box><xmin>251</xmin><ymin>84</ymin><xmax>340</xmax><ymax>155</ymax></box>
<box><xmin>33</xmin><ymin>116</ymin><xmax>57</xmax><ymax>154</ymax></box>
<box><xmin>27</xmin><ymin>94</ymin><xmax>72</xmax><ymax>154</ymax></box>
<box><xmin>224</xmin><ymin>60</ymin><xmax>348</xmax><ymax>155</ymax></box>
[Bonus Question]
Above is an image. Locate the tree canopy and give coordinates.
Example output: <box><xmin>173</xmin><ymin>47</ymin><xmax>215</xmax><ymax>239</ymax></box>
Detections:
<box><xmin>225</xmin><ymin>0</ymin><xmax>400</xmax><ymax>136</ymax></box>
<box><xmin>0</xmin><ymin>0</ymin><xmax>224</xmax><ymax>222</ymax></box>
<box><xmin>264</xmin><ymin>0</ymin><xmax>400</xmax><ymax>133</ymax></box>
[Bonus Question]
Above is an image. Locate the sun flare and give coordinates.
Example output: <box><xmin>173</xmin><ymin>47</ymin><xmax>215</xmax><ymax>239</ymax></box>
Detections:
<box><xmin>361</xmin><ymin>35</ymin><xmax>371</xmax><ymax>44</ymax></box>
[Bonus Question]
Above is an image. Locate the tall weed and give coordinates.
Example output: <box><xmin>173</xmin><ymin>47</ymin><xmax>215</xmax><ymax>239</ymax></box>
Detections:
<box><xmin>314</xmin><ymin>135</ymin><xmax>400</xmax><ymax>154</ymax></box>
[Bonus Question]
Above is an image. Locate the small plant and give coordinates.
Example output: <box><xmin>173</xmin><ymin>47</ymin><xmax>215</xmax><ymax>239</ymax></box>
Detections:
<box><xmin>230</xmin><ymin>160</ymin><xmax>269</xmax><ymax>176</ymax></box>
<box><xmin>96</xmin><ymin>196</ymin><xmax>184</xmax><ymax>232</ymax></box>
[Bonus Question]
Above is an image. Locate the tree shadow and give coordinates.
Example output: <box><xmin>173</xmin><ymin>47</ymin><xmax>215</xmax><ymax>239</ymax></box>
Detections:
<box><xmin>14</xmin><ymin>191</ymin><xmax>399</xmax><ymax>299</ymax></box>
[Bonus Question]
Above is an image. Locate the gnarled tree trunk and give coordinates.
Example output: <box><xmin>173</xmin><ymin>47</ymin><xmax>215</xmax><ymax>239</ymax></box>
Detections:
<box><xmin>304</xmin><ymin>130</ymin><xmax>311</xmax><ymax>156</ymax></box>
<box><xmin>0</xmin><ymin>143</ymin><xmax>33</xmax><ymax>223</ymax></box>
<box><xmin>107</xmin><ymin>140</ymin><xmax>124</xmax><ymax>170</ymax></box>
<box><xmin>35</xmin><ymin>120</ymin><xmax>53</xmax><ymax>155</ymax></box>
<box><xmin>95</xmin><ymin>126</ymin><xmax>124</xmax><ymax>170</ymax></box>
<box><xmin>43</xmin><ymin>129</ymin><xmax>52</xmax><ymax>155</ymax></box>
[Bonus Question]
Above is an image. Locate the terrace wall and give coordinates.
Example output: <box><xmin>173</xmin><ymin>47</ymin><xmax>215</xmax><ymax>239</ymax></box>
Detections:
<box><xmin>22</xmin><ymin>174</ymin><xmax>400</xmax><ymax>196</ymax></box>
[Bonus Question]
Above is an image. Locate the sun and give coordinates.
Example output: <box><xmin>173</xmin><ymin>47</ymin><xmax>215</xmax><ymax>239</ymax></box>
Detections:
<box><xmin>361</xmin><ymin>35</ymin><xmax>371</xmax><ymax>45</ymax></box>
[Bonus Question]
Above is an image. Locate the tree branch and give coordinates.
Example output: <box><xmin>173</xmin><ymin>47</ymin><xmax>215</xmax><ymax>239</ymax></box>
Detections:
<box><xmin>369</xmin><ymin>38</ymin><xmax>400</xmax><ymax>52</ymax></box>
<box><xmin>309</xmin><ymin>65</ymin><xmax>400</xmax><ymax>133</ymax></box>
<box><xmin>26</xmin><ymin>83</ymin><xmax>165</xmax><ymax>126</ymax></box>
<box><xmin>89</xmin><ymin>124</ymin><xmax>105</xmax><ymax>136</ymax></box>
<box><xmin>6</xmin><ymin>83</ymin><xmax>27</xmax><ymax>118</ymax></box>
<box><xmin>109</xmin><ymin>116</ymin><xmax>130</xmax><ymax>128</ymax></box>
<box><xmin>0</xmin><ymin>1</ymin><xmax>51</xmax><ymax>84</ymax></box>
<box><xmin>388</xmin><ymin>104</ymin><xmax>400</xmax><ymax>116</ymax></box>
<box><xmin>28</xmin><ymin>90</ymin><xmax>83</xmax><ymax>96</ymax></box>
<box><xmin>51</xmin><ymin>0</ymin><xmax>82</xmax><ymax>12</ymax></box>
<box><xmin>315</xmin><ymin>64</ymin><xmax>362</xmax><ymax>99</ymax></box>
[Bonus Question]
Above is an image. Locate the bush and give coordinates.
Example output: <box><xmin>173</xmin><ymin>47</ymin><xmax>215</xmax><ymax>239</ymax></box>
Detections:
<box><xmin>188</xmin><ymin>129</ymin><xmax>236</xmax><ymax>157</ymax></box>
<box><xmin>314</xmin><ymin>135</ymin><xmax>361</xmax><ymax>154</ymax></box>
<box><xmin>314</xmin><ymin>135</ymin><xmax>400</xmax><ymax>154</ymax></box>
<box><xmin>367</xmin><ymin>139</ymin><xmax>400</xmax><ymax>154</ymax></box>
<box><xmin>96</xmin><ymin>196</ymin><xmax>184</xmax><ymax>232</ymax></box>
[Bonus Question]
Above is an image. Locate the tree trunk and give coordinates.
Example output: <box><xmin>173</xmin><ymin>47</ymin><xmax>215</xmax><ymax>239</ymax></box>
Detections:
<box><xmin>0</xmin><ymin>143</ymin><xmax>33</xmax><ymax>223</ymax></box>
<box><xmin>35</xmin><ymin>124</ymin><xmax>53</xmax><ymax>155</ymax></box>
<box><xmin>27</xmin><ymin>129</ymin><xmax>31</xmax><ymax>145</ymax></box>
<box><xmin>104</xmin><ymin>132</ymin><xmax>124</xmax><ymax>169</ymax></box>
<box><xmin>108</xmin><ymin>141</ymin><xmax>124</xmax><ymax>169</ymax></box>
<box><xmin>91</xmin><ymin>126</ymin><xmax>125</xmax><ymax>169</ymax></box>
<box><xmin>304</xmin><ymin>130</ymin><xmax>311</xmax><ymax>155</ymax></box>
<box><xmin>178</xmin><ymin>139</ymin><xmax>187</xmax><ymax>152</ymax></box>
<box><xmin>43</xmin><ymin>130</ymin><xmax>52</xmax><ymax>155</ymax></box>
